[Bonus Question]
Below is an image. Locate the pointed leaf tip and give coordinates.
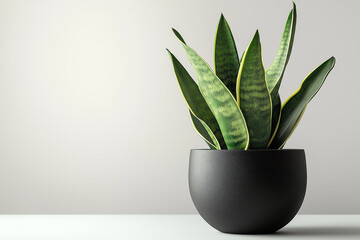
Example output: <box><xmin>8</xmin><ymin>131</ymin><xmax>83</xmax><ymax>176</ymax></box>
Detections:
<box><xmin>330</xmin><ymin>56</ymin><xmax>336</xmax><ymax>64</ymax></box>
<box><xmin>292</xmin><ymin>2</ymin><xmax>297</xmax><ymax>15</ymax></box>
<box><xmin>167</xmin><ymin>48</ymin><xmax>226</xmax><ymax>149</ymax></box>
<box><xmin>237</xmin><ymin>27</ymin><xmax>271</xmax><ymax>149</ymax></box>
<box><xmin>166</xmin><ymin>49</ymin><xmax>174</xmax><ymax>59</ymax></box>
<box><xmin>269</xmin><ymin>57</ymin><xmax>336</xmax><ymax>149</ymax></box>
<box><xmin>218</xmin><ymin>14</ymin><xmax>227</xmax><ymax>27</ymax></box>
<box><xmin>172</xmin><ymin>28</ymin><xmax>186</xmax><ymax>44</ymax></box>
<box><xmin>182</xmin><ymin>44</ymin><xmax>249</xmax><ymax>149</ymax></box>
<box><xmin>214</xmin><ymin>11</ymin><xmax>240</xmax><ymax>98</ymax></box>
<box><xmin>167</xmin><ymin>48</ymin><xmax>177</xmax><ymax>57</ymax></box>
<box><xmin>253</xmin><ymin>30</ymin><xmax>260</xmax><ymax>41</ymax></box>
<box><xmin>265</xmin><ymin>1</ymin><xmax>297</xmax><ymax>97</ymax></box>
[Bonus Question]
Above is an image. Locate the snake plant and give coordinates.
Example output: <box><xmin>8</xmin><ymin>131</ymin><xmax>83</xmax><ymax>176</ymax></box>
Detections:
<box><xmin>167</xmin><ymin>3</ymin><xmax>335</xmax><ymax>150</ymax></box>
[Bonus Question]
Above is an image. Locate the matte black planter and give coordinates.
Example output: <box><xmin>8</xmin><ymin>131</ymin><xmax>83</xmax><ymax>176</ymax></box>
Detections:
<box><xmin>189</xmin><ymin>149</ymin><xmax>307</xmax><ymax>234</ymax></box>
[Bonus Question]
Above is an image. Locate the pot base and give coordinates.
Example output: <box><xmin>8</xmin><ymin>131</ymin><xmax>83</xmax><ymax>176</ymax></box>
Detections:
<box><xmin>189</xmin><ymin>149</ymin><xmax>307</xmax><ymax>234</ymax></box>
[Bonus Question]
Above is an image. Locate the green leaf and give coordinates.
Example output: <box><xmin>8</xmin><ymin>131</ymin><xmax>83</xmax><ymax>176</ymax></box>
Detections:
<box><xmin>268</xmin><ymin>94</ymin><xmax>281</xmax><ymax>147</ymax></box>
<box><xmin>266</xmin><ymin>2</ymin><xmax>297</xmax><ymax>99</ymax></box>
<box><xmin>167</xmin><ymin>49</ymin><xmax>226</xmax><ymax>149</ymax></box>
<box><xmin>189</xmin><ymin>110</ymin><xmax>219</xmax><ymax>149</ymax></box>
<box><xmin>172</xmin><ymin>28</ymin><xmax>186</xmax><ymax>44</ymax></box>
<box><xmin>236</xmin><ymin>31</ymin><xmax>272</xmax><ymax>149</ymax></box>
<box><xmin>269</xmin><ymin>57</ymin><xmax>336</xmax><ymax>149</ymax></box>
<box><xmin>207</xmin><ymin>143</ymin><xmax>217</xmax><ymax>150</ymax></box>
<box><xmin>214</xmin><ymin>14</ymin><xmax>239</xmax><ymax>97</ymax></box>
<box><xmin>239</xmin><ymin>51</ymin><xmax>244</xmax><ymax>64</ymax></box>
<box><xmin>266</xmin><ymin>3</ymin><xmax>296</xmax><ymax>148</ymax></box>
<box><xmin>175</xmin><ymin>39</ymin><xmax>249</xmax><ymax>149</ymax></box>
<box><xmin>270</xmin><ymin>94</ymin><xmax>281</xmax><ymax>136</ymax></box>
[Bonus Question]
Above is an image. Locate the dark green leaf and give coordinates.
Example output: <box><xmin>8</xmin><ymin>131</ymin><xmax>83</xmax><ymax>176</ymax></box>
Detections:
<box><xmin>214</xmin><ymin>14</ymin><xmax>239</xmax><ymax>97</ymax></box>
<box><xmin>269</xmin><ymin>57</ymin><xmax>336</xmax><ymax>149</ymax></box>
<box><xmin>172</xmin><ymin>28</ymin><xmax>186</xmax><ymax>44</ymax></box>
<box><xmin>167</xmin><ymin>49</ymin><xmax>226</xmax><ymax>149</ymax></box>
<box><xmin>268</xmin><ymin>93</ymin><xmax>281</xmax><ymax>146</ymax></box>
<box><xmin>189</xmin><ymin>110</ymin><xmax>219</xmax><ymax>149</ymax></box>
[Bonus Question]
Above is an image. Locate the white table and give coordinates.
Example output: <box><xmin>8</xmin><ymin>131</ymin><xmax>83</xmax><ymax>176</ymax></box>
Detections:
<box><xmin>0</xmin><ymin>215</ymin><xmax>359</xmax><ymax>239</ymax></box>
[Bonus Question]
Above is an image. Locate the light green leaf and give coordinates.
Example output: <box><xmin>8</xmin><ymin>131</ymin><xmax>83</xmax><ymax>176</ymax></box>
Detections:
<box><xmin>236</xmin><ymin>31</ymin><xmax>272</xmax><ymax>149</ymax></box>
<box><xmin>266</xmin><ymin>2</ymin><xmax>297</xmax><ymax>99</ymax></box>
<box><xmin>175</xmin><ymin>40</ymin><xmax>249</xmax><ymax>149</ymax></box>
<box><xmin>167</xmin><ymin>49</ymin><xmax>226</xmax><ymax>149</ymax></box>
<box><xmin>269</xmin><ymin>57</ymin><xmax>336</xmax><ymax>149</ymax></box>
<box><xmin>214</xmin><ymin>14</ymin><xmax>239</xmax><ymax>97</ymax></box>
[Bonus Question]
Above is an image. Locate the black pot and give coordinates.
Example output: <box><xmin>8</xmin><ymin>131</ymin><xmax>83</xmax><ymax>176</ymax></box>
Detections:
<box><xmin>189</xmin><ymin>149</ymin><xmax>307</xmax><ymax>234</ymax></box>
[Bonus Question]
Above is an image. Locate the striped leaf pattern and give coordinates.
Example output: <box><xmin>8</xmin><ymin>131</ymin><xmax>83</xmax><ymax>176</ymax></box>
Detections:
<box><xmin>269</xmin><ymin>57</ymin><xmax>336</xmax><ymax>149</ymax></box>
<box><xmin>266</xmin><ymin>3</ymin><xmax>296</xmax><ymax>142</ymax></box>
<box><xmin>214</xmin><ymin>14</ymin><xmax>240</xmax><ymax>97</ymax></box>
<box><xmin>180</xmin><ymin>43</ymin><xmax>249</xmax><ymax>150</ymax></box>
<box><xmin>168</xmin><ymin>3</ymin><xmax>336</xmax><ymax>150</ymax></box>
<box><xmin>236</xmin><ymin>31</ymin><xmax>272</xmax><ymax>149</ymax></box>
<box><xmin>167</xmin><ymin>49</ymin><xmax>226</xmax><ymax>149</ymax></box>
<box><xmin>266</xmin><ymin>2</ymin><xmax>297</xmax><ymax>97</ymax></box>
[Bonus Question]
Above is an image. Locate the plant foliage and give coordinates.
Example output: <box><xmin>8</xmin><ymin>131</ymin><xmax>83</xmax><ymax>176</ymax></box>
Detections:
<box><xmin>167</xmin><ymin>2</ymin><xmax>335</xmax><ymax>150</ymax></box>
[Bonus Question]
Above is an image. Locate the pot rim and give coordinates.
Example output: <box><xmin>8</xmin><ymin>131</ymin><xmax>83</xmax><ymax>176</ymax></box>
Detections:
<box><xmin>191</xmin><ymin>149</ymin><xmax>304</xmax><ymax>152</ymax></box>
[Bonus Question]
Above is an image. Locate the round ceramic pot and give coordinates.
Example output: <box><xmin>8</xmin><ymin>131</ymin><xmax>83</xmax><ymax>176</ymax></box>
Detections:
<box><xmin>189</xmin><ymin>149</ymin><xmax>307</xmax><ymax>234</ymax></box>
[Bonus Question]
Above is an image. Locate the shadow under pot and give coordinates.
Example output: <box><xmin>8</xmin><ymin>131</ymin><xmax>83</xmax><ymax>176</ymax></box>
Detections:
<box><xmin>188</xmin><ymin>149</ymin><xmax>307</xmax><ymax>234</ymax></box>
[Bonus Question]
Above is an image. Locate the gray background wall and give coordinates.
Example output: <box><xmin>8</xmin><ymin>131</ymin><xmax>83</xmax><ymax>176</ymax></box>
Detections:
<box><xmin>0</xmin><ymin>0</ymin><xmax>358</xmax><ymax>214</ymax></box>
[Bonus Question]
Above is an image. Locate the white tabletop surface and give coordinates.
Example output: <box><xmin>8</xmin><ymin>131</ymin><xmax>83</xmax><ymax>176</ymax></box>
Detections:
<box><xmin>0</xmin><ymin>214</ymin><xmax>359</xmax><ymax>239</ymax></box>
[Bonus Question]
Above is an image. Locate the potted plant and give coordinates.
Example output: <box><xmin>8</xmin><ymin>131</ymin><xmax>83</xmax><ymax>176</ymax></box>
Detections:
<box><xmin>167</xmin><ymin>2</ymin><xmax>335</xmax><ymax>234</ymax></box>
